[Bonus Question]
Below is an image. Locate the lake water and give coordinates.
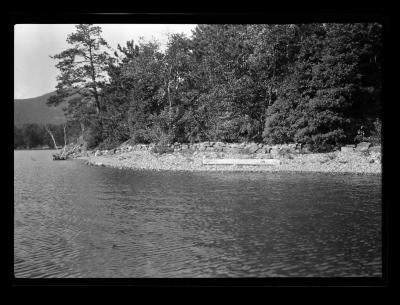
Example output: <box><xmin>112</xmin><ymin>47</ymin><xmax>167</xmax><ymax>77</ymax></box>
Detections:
<box><xmin>14</xmin><ymin>150</ymin><xmax>382</xmax><ymax>278</ymax></box>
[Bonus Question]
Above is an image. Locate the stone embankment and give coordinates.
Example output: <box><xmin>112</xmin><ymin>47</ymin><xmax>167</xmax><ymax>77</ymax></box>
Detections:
<box><xmin>93</xmin><ymin>141</ymin><xmax>302</xmax><ymax>157</ymax></box>
<box><xmin>72</xmin><ymin>140</ymin><xmax>381</xmax><ymax>174</ymax></box>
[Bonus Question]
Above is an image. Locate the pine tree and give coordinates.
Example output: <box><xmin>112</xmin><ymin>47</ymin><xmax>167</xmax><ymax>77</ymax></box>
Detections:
<box><xmin>47</xmin><ymin>24</ymin><xmax>114</xmax><ymax>146</ymax></box>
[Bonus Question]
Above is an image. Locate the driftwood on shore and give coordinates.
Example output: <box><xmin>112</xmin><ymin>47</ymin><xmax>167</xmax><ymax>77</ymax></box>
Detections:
<box><xmin>45</xmin><ymin>123</ymin><xmax>69</xmax><ymax>160</ymax></box>
<box><xmin>52</xmin><ymin>154</ymin><xmax>67</xmax><ymax>160</ymax></box>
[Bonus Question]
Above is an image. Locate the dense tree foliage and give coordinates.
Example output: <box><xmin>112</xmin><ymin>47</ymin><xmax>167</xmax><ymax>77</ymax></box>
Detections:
<box><xmin>261</xmin><ymin>23</ymin><xmax>382</xmax><ymax>151</ymax></box>
<box><xmin>48</xmin><ymin>23</ymin><xmax>382</xmax><ymax>151</ymax></box>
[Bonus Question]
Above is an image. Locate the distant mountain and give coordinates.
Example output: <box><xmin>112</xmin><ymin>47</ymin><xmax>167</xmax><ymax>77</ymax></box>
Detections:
<box><xmin>14</xmin><ymin>92</ymin><xmax>67</xmax><ymax>126</ymax></box>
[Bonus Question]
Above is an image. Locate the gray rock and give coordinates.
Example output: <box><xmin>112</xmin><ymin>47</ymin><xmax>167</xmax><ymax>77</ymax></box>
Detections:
<box><xmin>355</xmin><ymin>142</ymin><xmax>371</xmax><ymax>151</ymax></box>
<box><xmin>341</xmin><ymin>146</ymin><xmax>355</xmax><ymax>153</ymax></box>
<box><xmin>226</xmin><ymin>147</ymin><xmax>241</xmax><ymax>154</ymax></box>
<box><xmin>214</xmin><ymin>141</ymin><xmax>225</xmax><ymax>147</ymax></box>
<box><xmin>264</xmin><ymin>146</ymin><xmax>273</xmax><ymax>153</ymax></box>
<box><xmin>301</xmin><ymin>146</ymin><xmax>312</xmax><ymax>154</ymax></box>
<box><xmin>319</xmin><ymin>157</ymin><xmax>330</xmax><ymax>164</ymax></box>
<box><xmin>270</xmin><ymin>148</ymin><xmax>281</xmax><ymax>158</ymax></box>
<box><xmin>248</xmin><ymin>145</ymin><xmax>259</xmax><ymax>154</ymax></box>
<box><xmin>257</xmin><ymin>147</ymin><xmax>270</xmax><ymax>154</ymax></box>
<box><xmin>369</xmin><ymin>145</ymin><xmax>381</xmax><ymax>153</ymax></box>
<box><xmin>271</xmin><ymin>148</ymin><xmax>291</xmax><ymax>158</ymax></box>
<box><xmin>181</xmin><ymin>144</ymin><xmax>189</xmax><ymax>150</ymax></box>
<box><xmin>281</xmin><ymin>150</ymin><xmax>292</xmax><ymax>158</ymax></box>
<box><xmin>286</xmin><ymin>144</ymin><xmax>297</xmax><ymax>153</ymax></box>
<box><xmin>256</xmin><ymin>153</ymin><xmax>272</xmax><ymax>159</ymax></box>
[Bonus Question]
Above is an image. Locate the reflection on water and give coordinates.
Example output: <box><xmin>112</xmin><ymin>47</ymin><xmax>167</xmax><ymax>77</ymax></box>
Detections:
<box><xmin>14</xmin><ymin>150</ymin><xmax>382</xmax><ymax>277</ymax></box>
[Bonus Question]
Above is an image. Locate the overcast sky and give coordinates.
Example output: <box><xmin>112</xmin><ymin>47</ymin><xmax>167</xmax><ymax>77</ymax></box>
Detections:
<box><xmin>14</xmin><ymin>24</ymin><xmax>197</xmax><ymax>99</ymax></box>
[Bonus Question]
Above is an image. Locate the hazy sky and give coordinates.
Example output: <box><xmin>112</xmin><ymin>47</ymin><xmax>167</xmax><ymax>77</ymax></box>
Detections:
<box><xmin>14</xmin><ymin>24</ymin><xmax>197</xmax><ymax>99</ymax></box>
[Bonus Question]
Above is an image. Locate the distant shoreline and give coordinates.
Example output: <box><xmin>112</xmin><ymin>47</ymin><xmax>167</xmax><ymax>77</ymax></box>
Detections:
<box><xmin>14</xmin><ymin>148</ymin><xmax>60</xmax><ymax>151</ymax></box>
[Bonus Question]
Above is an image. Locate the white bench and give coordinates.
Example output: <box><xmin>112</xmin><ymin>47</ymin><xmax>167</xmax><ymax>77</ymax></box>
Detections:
<box><xmin>202</xmin><ymin>158</ymin><xmax>281</xmax><ymax>166</ymax></box>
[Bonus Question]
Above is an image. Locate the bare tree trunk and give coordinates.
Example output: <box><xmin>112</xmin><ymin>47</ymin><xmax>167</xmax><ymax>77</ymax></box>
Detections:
<box><xmin>168</xmin><ymin>81</ymin><xmax>172</xmax><ymax>124</ymax></box>
<box><xmin>45</xmin><ymin>124</ymin><xmax>59</xmax><ymax>150</ymax></box>
<box><xmin>61</xmin><ymin>123</ymin><xmax>67</xmax><ymax>158</ymax></box>
<box><xmin>45</xmin><ymin>124</ymin><xmax>65</xmax><ymax>160</ymax></box>
<box><xmin>80</xmin><ymin>122</ymin><xmax>85</xmax><ymax>137</ymax></box>
<box><xmin>88</xmin><ymin>46</ymin><xmax>103</xmax><ymax>137</ymax></box>
<box><xmin>88</xmin><ymin>46</ymin><xmax>101</xmax><ymax>115</ymax></box>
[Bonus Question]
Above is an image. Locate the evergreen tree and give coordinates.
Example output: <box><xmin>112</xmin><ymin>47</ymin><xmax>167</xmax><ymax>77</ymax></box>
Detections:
<box><xmin>48</xmin><ymin>24</ymin><xmax>114</xmax><ymax>147</ymax></box>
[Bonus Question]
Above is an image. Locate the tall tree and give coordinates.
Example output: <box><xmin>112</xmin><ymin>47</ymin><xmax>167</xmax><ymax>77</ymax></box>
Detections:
<box><xmin>48</xmin><ymin>24</ymin><xmax>114</xmax><ymax>141</ymax></box>
<box><xmin>119</xmin><ymin>40</ymin><xmax>165</xmax><ymax>143</ymax></box>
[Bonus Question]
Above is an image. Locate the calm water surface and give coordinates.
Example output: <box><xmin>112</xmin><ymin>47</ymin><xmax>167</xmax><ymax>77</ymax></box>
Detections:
<box><xmin>14</xmin><ymin>150</ymin><xmax>382</xmax><ymax>277</ymax></box>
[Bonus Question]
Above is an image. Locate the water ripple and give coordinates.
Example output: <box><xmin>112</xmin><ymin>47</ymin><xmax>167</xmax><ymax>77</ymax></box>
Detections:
<box><xmin>14</xmin><ymin>150</ymin><xmax>382</xmax><ymax>277</ymax></box>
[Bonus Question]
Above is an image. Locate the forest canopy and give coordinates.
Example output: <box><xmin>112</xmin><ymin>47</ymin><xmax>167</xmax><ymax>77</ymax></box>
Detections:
<box><xmin>45</xmin><ymin>23</ymin><xmax>382</xmax><ymax>152</ymax></box>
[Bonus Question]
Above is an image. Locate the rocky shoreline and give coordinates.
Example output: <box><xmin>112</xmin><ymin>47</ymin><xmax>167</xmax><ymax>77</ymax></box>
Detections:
<box><xmin>71</xmin><ymin>141</ymin><xmax>381</xmax><ymax>175</ymax></box>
